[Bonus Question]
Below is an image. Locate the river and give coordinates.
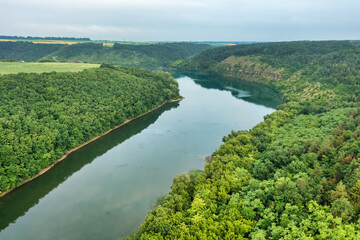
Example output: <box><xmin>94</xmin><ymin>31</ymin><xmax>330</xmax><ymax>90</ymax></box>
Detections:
<box><xmin>0</xmin><ymin>72</ymin><xmax>280</xmax><ymax>239</ymax></box>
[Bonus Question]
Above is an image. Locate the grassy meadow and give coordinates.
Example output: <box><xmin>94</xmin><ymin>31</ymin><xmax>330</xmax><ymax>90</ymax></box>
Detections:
<box><xmin>0</xmin><ymin>62</ymin><xmax>100</xmax><ymax>74</ymax></box>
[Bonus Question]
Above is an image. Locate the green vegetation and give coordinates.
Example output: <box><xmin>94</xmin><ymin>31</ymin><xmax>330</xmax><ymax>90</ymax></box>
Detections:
<box><xmin>0</xmin><ymin>36</ymin><xmax>156</xmax><ymax>46</ymax></box>
<box><xmin>47</xmin><ymin>42</ymin><xmax>212</xmax><ymax>68</ymax></box>
<box><xmin>0</xmin><ymin>41</ymin><xmax>212</xmax><ymax>68</ymax></box>
<box><xmin>0</xmin><ymin>65</ymin><xmax>180</xmax><ymax>194</ymax></box>
<box><xmin>0</xmin><ymin>35</ymin><xmax>91</xmax><ymax>41</ymax></box>
<box><xmin>0</xmin><ymin>62</ymin><xmax>100</xmax><ymax>74</ymax></box>
<box><xmin>128</xmin><ymin>41</ymin><xmax>360</xmax><ymax>239</ymax></box>
<box><xmin>0</xmin><ymin>42</ymin><xmax>64</xmax><ymax>62</ymax></box>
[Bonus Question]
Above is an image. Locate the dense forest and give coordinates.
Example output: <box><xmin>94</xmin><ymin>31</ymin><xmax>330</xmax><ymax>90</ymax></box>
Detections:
<box><xmin>0</xmin><ymin>101</ymin><xmax>180</xmax><ymax>232</ymax></box>
<box><xmin>0</xmin><ymin>65</ymin><xmax>180</xmax><ymax>194</ymax></box>
<box><xmin>47</xmin><ymin>42</ymin><xmax>212</xmax><ymax>68</ymax></box>
<box><xmin>0</xmin><ymin>41</ymin><xmax>212</xmax><ymax>68</ymax></box>
<box><xmin>128</xmin><ymin>41</ymin><xmax>360</xmax><ymax>239</ymax></box>
<box><xmin>0</xmin><ymin>42</ymin><xmax>64</xmax><ymax>62</ymax></box>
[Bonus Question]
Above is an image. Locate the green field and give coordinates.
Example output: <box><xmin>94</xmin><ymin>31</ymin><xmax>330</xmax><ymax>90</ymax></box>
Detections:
<box><xmin>0</xmin><ymin>62</ymin><xmax>100</xmax><ymax>74</ymax></box>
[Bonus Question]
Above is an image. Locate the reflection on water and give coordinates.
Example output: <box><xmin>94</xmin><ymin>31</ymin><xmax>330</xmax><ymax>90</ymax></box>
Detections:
<box><xmin>0</xmin><ymin>102</ymin><xmax>179</xmax><ymax>232</ymax></box>
<box><xmin>173</xmin><ymin>71</ymin><xmax>282</xmax><ymax>109</ymax></box>
<box><xmin>0</xmin><ymin>73</ymin><xmax>280</xmax><ymax>240</ymax></box>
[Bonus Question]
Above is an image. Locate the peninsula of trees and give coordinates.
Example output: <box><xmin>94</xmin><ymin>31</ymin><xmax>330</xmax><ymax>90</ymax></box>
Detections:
<box><xmin>0</xmin><ymin>65</ymin><xmax>180</xmax><ymax>194</ymax></box>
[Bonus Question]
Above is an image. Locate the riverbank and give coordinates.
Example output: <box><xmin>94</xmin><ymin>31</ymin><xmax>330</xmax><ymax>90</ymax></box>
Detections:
<box><xmin>0</xmin><ymin>97</ymin><xmax>184</xmax><ymax>198</ymax></box>
<box><xmin>133</xmin><ymin>41</ymin><xmax>360</xmax><ymax>239</ymax></box>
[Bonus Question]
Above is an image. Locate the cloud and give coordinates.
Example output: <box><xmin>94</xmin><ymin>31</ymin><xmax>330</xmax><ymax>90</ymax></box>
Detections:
<box><xmin>2</xmin><ymin>0</ymin><xmax>207</xmax><ymax>10</ymax></box>
<box><xmin>1</xmin><ymin>0</ymin><xmax>360</xmax><ymax>41</ymax></box>
<box><xmin>1</xmin><ymin>22</ymin><xmax>137</xmax><ymax>39</ymax></box>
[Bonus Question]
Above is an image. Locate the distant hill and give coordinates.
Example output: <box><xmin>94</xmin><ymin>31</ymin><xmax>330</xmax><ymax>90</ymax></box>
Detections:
<box><xmin>47</xmin><ymin>42</ymin><xmax>213</xmax><ymax>68</ymax></box>
<box><xmin>0</xmin><ymin>41</ymin><xmax>64</xmax><ymax>62</ymax></box>
<box><xmin>0</xmin><ymin>35</ymin><xmax>91</xmax><ymax>41</ymax></box>
<box><xmin>0</xmin><ymin>41</ymin><xmax>213</xmax><ymax>68</ymax></box>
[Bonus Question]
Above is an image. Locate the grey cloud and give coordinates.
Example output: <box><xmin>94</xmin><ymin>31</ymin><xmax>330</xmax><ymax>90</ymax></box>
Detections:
<box><xmin>1</xmin><ymin>0</ymin><xmax>359</xmax><ymax>41</ymax></box>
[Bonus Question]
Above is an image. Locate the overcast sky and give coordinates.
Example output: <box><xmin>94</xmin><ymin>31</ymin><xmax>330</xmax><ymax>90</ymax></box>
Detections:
<box><xmin>1</xmin><ymin>0</ymin><xmax>360</xmax><ymax>41</ymax></box>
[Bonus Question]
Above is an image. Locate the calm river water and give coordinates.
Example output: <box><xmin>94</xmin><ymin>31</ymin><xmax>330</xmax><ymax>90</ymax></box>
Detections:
<box><xmin>0</xmin><ymin>72</ymin><xmax>280</xmax><ymax>239</ymax></box>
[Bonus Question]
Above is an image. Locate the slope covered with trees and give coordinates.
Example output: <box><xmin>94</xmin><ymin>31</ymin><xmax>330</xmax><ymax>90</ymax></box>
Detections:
<box><xmin>128</xmin><ymin>41</ymin><xmax>360</xmax><ymax>239</ymax></box>
<box><xmin>0</xmin><ymin>65</ymin><xmax>180</xmax><ymax>194</ymax></box>
<box><xmin>0</xmin><ymin>41</ymin><xmax>212</xmax><ymax>68</ymax></box>
<box><xmin>47</xmin><ymin>42</ymin><xmax>212</xmax><ymax>68</ymax></box>
<box><xmin>0</xmin><ymin>42</ymin><xmax>64</xmax><ymax>62</ymax></box>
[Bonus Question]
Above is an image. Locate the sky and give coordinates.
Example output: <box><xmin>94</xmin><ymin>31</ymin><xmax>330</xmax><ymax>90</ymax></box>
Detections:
<box><xmin>1</xmin><ymin>0</ymin><xmax>360</xmax><ymax>41</ymax></box>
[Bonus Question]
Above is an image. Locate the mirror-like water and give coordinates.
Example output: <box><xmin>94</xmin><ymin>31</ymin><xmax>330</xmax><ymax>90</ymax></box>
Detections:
<box><xmin>0</xmin><ymin>73</ymin><xmax>280</xmax><ymax>239</ymax></box>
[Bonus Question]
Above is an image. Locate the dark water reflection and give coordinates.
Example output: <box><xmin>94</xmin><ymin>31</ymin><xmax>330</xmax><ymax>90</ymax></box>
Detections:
<box><xmin>0</xmin><ymin>102</ymin><xmax>179</xmax><ymax>232</ymax></box>
<box><xmin>173</xmin><ymin>71</ymin><xmax>282</xmax><ymax>109</ymax></box>
<box><xmin>0</xmin><ymin>74</ymin><xmax>279</xmax><ymax>240</ymax></box>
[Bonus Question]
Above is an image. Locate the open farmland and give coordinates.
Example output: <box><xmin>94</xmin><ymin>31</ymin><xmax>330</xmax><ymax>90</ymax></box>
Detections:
<box><xmin>0</xmin><ymin>62</ymin><xmax>100</xmax><ymax>74</ymax></box>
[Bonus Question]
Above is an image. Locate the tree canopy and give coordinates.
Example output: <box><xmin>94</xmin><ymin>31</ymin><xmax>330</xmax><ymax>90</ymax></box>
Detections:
<box><xmin>0</xmin><ymin>65</ymin><xmax>180</xmax><ymax>193</ymax></box>
<box><xmin>0</xmin><ymin>41</ymin><xmax>213</xmax><ymax>68</ymax></box>
<box><xmin>128</xmin><ymin>41</ymin><xmax>360</xmax><ymax>239</ymax></box>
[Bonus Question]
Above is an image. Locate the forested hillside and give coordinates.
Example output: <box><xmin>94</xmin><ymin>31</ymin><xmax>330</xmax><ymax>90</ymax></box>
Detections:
<box><xmin>0</xmin><ymin>65</ymin><xmax>180</xmax><ymax>194</ymax></box>
<box><xmin>0</xmin><ymin>42</ymin><xmax>64</xmax><ymax>62</ymax></box>
<box><xmin>48</xmin><ymin>42</ymin><xmax>212</xmax><ymax>68</ymax></box>
<box><xmin>0</xmin><ymin>41</ymin><xmax>212</xmax><ymax>68</ymax></box>
<box><xmin>129</xmin><ymin>41</ymin><xmax>360</xmax><ymax>239</ymax></box>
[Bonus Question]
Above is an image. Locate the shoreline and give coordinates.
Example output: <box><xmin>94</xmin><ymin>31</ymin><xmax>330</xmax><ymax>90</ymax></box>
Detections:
<box><xmin>0</xmin><ymin>97</ymin><xmax>184</xmax><ymax>198</ymax></box>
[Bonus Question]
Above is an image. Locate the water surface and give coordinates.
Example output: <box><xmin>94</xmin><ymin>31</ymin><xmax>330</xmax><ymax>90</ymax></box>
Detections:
<box><xmin>0</xmin><ymin>73</ymin><xmax>280</xmax><ymax>239</ymax></box>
